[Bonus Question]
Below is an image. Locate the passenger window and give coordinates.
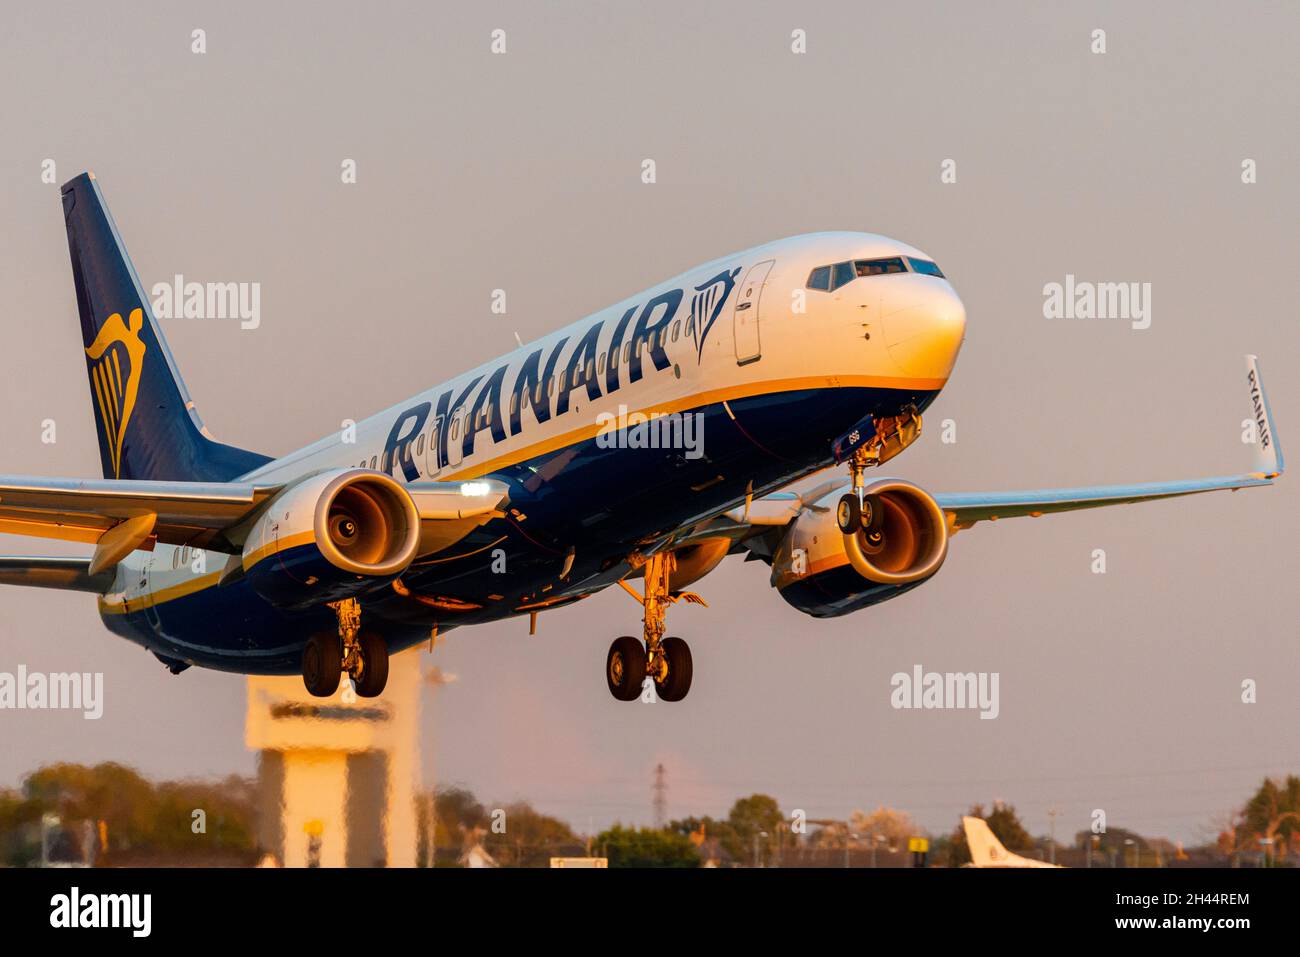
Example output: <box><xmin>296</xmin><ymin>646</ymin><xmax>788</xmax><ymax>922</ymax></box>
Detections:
<box><xmin>369</xmin><ymin>455</ymin><xmax>377</xmax><ymax>469</ymax></box>
<box><xmin>685</xmin><ymin>316</ymin><xmax>695</xmax><ymax>336</ymax></box>
<box><xmin>598</xmin><ymin>351</ymin><xmax>606</xmax><ymax>371</ymax></box>
<box><xmin>623</xmin><ymin>342</ymin><xmax>632</xmax><ymax>363</ymax></box>
<box><xmin>807</xmin><ymin>265</ymin><xmax>831</xmax><ymax>291</ymax></box>
<box><xmin>416</xmin><ymin>435</ymin><xmax>425</xmax><ymax>456</ymax></box>
<box><xmin>671</xmin><ymin>320</ymin><xmax>680</xmax><ymax>342</ymax></box>
<box><xmin>831</xmin><ymin>261</ymin><xmax>855</xmax><ymax>291</ymax></box>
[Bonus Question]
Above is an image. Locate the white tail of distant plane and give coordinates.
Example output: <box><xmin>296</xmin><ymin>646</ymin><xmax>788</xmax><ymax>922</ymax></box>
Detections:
<box><xmin>962</xmin><ymin>816</ymin><xmax>1062</xmax><ymax>868</ymax></box>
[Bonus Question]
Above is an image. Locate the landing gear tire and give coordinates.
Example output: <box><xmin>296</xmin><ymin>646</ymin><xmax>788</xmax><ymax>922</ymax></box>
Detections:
<box><xmin>302</xmin><ymin>631</ymin><xmax>342</xmax><ymax>697</ymax></box>
<box><xmin>607</xmin><ymin>636</ymin><xmax>647</xmax><ymax>701</ymax></box>
<box><xmin>862</xmin><ymin>494</ymin><xmax>885</xmax><ymax>542</ymax></box>
<box><xmin>655</xmin><ymin>636</ymin><xmax>693</xmax><ymax>702</ymax></box>
<box><xmin>353</xmin><ymin>630</ymin><xmax>390</xmax><ymax>698</ymax></box>
<box><xmin>836</xmin><ymin>493</ymin><xmax>862</xmax><ymax>533</ymax></box>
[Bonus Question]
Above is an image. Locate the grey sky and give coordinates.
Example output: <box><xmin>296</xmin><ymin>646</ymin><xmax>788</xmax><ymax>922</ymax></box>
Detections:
<box><xmin>1</xmin><ymin>1</ymin><xmax>1296</xmax><ymax>844</ymax></box>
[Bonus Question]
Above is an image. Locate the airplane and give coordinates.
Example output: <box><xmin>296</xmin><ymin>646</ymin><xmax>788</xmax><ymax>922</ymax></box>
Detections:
<box><xmin>962</xmin><ymin>816</ymin><xmax>1063</xmax><ymax>868</ymax></box>
<box><xmin>0</xmin><ymin>172</ymin><xmax>1283</xmax><ymax>701</ymax></box>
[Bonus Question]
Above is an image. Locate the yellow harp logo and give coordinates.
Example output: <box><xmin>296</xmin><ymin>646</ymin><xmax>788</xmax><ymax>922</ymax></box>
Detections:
<box><xmin>85</xmin><ymin>308</ymin><xmax>147</xmax><ymax>479</ymax></box>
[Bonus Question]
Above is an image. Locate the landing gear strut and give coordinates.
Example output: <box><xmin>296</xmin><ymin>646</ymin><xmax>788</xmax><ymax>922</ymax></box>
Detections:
<box><xmin>302</xmin><ymin>598</ymin><xmax>390</xmax><ymax>698</ymax></box>
<box><xmin>607</xmin><ymin>550</ymin><xmax>703</xmax><ymax>703</ymax></box>
<box><xmin>835</xmin><ymin>409</ymin><xmax>921</xmax><ymax>537</ymax></box>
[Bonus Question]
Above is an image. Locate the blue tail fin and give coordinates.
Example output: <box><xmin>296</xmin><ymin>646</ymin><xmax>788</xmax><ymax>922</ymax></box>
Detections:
<box><xmin>61</xmin><ymin>172</ymin><xmax>271</xmax><ymax>481</ymax></box>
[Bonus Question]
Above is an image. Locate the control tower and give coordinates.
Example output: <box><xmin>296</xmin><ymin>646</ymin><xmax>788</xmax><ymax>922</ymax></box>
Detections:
<box><xmin>245</xmin><ymin>648</ymin><xmax>422</xmax><ymax>867</ymax></box>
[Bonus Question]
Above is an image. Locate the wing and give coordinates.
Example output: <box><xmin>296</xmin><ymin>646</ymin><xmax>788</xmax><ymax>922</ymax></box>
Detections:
<box><xmin>0</xmin><ymin>474</ymin><xmax>509</xmax><ymax>583</ymax></box>
<box><xmin>936</xmin><ymin>355</ymin><xmax>1281</xmax><ymax>531</ymax></box>
<box><xmin>936</xmin><ymin>472</ymin><xmax>1275</xmax><ymax>531</ymax></box>
<box><xmin>0</xmin><ymin>476</ymin><xmax>282</xmax><ymax>553</ymax></box>
<box><xmin>726</xmin><ymin>355</ymin><xmax>1282</xmax><ymax>537</ymax></box>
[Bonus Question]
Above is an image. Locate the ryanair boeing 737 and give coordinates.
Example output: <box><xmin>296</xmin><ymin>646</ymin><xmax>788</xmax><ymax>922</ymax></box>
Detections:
<box><xmin>0</xmin><ymin>174</ymin><xmax>1283</xmax><ymax>700</ymax></box>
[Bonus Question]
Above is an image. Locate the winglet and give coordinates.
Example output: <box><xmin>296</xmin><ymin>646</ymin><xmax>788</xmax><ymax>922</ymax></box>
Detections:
<box><xmin>1246</xmin><ymin>355</ymin><xmax>1284</xmax><ymax>478</ymax></box>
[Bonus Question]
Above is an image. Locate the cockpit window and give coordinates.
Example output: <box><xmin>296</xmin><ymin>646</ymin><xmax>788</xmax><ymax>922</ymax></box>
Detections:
<box><xmin>807</xmin><ymin>265</ymin><xmax>831</xmax><ymax>291</ymax></box>
<box><xmin>907</xmin><ymin>257</ymin><xmax>945</xmax><ymax>278</ymax></box>
<box><xmin>807</xmin><ymin>254</ymin><xmax>944</xmax><ymax>291</ymax></box>
<box><xmin>855</xmin><ymin>257</ymin><xmax>907</xmax><ymax>277</ymax></box>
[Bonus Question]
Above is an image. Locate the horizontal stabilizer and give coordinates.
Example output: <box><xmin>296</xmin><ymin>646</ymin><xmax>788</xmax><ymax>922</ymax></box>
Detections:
<box><xmin>0</xmin><ymin>556</ymin><xmax>113</xmax><ymax>593</ymax></box>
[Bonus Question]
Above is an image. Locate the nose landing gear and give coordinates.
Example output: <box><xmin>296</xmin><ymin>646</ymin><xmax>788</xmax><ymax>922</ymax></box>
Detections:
<box><xmin>834</xmin><ymin>408</ymin><xmax>921</xmax><ymax>534</ymax></box>
<box><xmin>606</xmin><ymin>550</ymin><xmax>704</xmax><ymax>703</ymax></box>
<box><xmin>302</xmin><ymin>598</ymin><xmax>390</xmax><ymax>698</ymax></box>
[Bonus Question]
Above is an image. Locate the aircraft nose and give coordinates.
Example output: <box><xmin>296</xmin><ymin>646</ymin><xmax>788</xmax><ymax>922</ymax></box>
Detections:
<box><xmin>879</xmin><ymin>279</ymin><xmax>966</xmax><ymax>381</ymax></box>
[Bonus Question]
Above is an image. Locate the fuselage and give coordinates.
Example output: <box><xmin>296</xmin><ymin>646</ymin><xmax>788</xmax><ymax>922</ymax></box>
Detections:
<box><xmin>99</xmin><ymin>232</ymin><xmax>967</xmax><ymax>674</ymax></box>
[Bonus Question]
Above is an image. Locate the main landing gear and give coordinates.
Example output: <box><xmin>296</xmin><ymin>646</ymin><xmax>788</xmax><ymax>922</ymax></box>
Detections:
<box><xmin>302</xmin><ymin>598</ymin><xmax>390</xmax><ymax>698</ymax></box>
<box><xmin>606</xmin><ymin>550</ymin><xmax>703</xmax><ymax>703</ymax></box>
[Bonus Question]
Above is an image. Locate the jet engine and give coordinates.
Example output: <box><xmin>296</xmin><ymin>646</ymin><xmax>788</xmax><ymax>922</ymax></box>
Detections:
<box><xmin>241</xmin><ymin>469</ymin><xmax>421</xmax><ymax>609</ymax></box>
<box><xmin>771</xmin><ymin>479</ymin><xmax>950</xmax><ymax>617</ymax></box>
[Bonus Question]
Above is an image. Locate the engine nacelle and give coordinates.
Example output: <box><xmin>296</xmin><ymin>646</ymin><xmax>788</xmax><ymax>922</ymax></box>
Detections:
<box><xmin>772</xmin><ymin>479</ymin><xmax>950</xmax><ymax>618</ymax></box>
<box><xmin>241</xmin><ymin>469</ymin><xmax>421</xmax><ymax>610</ymax></box>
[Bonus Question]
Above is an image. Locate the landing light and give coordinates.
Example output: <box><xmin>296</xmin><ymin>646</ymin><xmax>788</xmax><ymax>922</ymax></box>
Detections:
<box><xmin>460</xmin><ymin>481</ymin><xmax>492</xmax><ymax>497</ymax></box>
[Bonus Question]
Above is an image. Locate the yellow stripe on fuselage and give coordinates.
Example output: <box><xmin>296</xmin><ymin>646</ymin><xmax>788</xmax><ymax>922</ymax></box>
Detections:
<box><xmin>99</xmin><ymin>570</ymin><xmax>224</xmax><ymax>616</ymax></box>
<box><xmin>241</xmin><ymin>530</ymin><xmax>316</xmax><ymax>571</ymax></box>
